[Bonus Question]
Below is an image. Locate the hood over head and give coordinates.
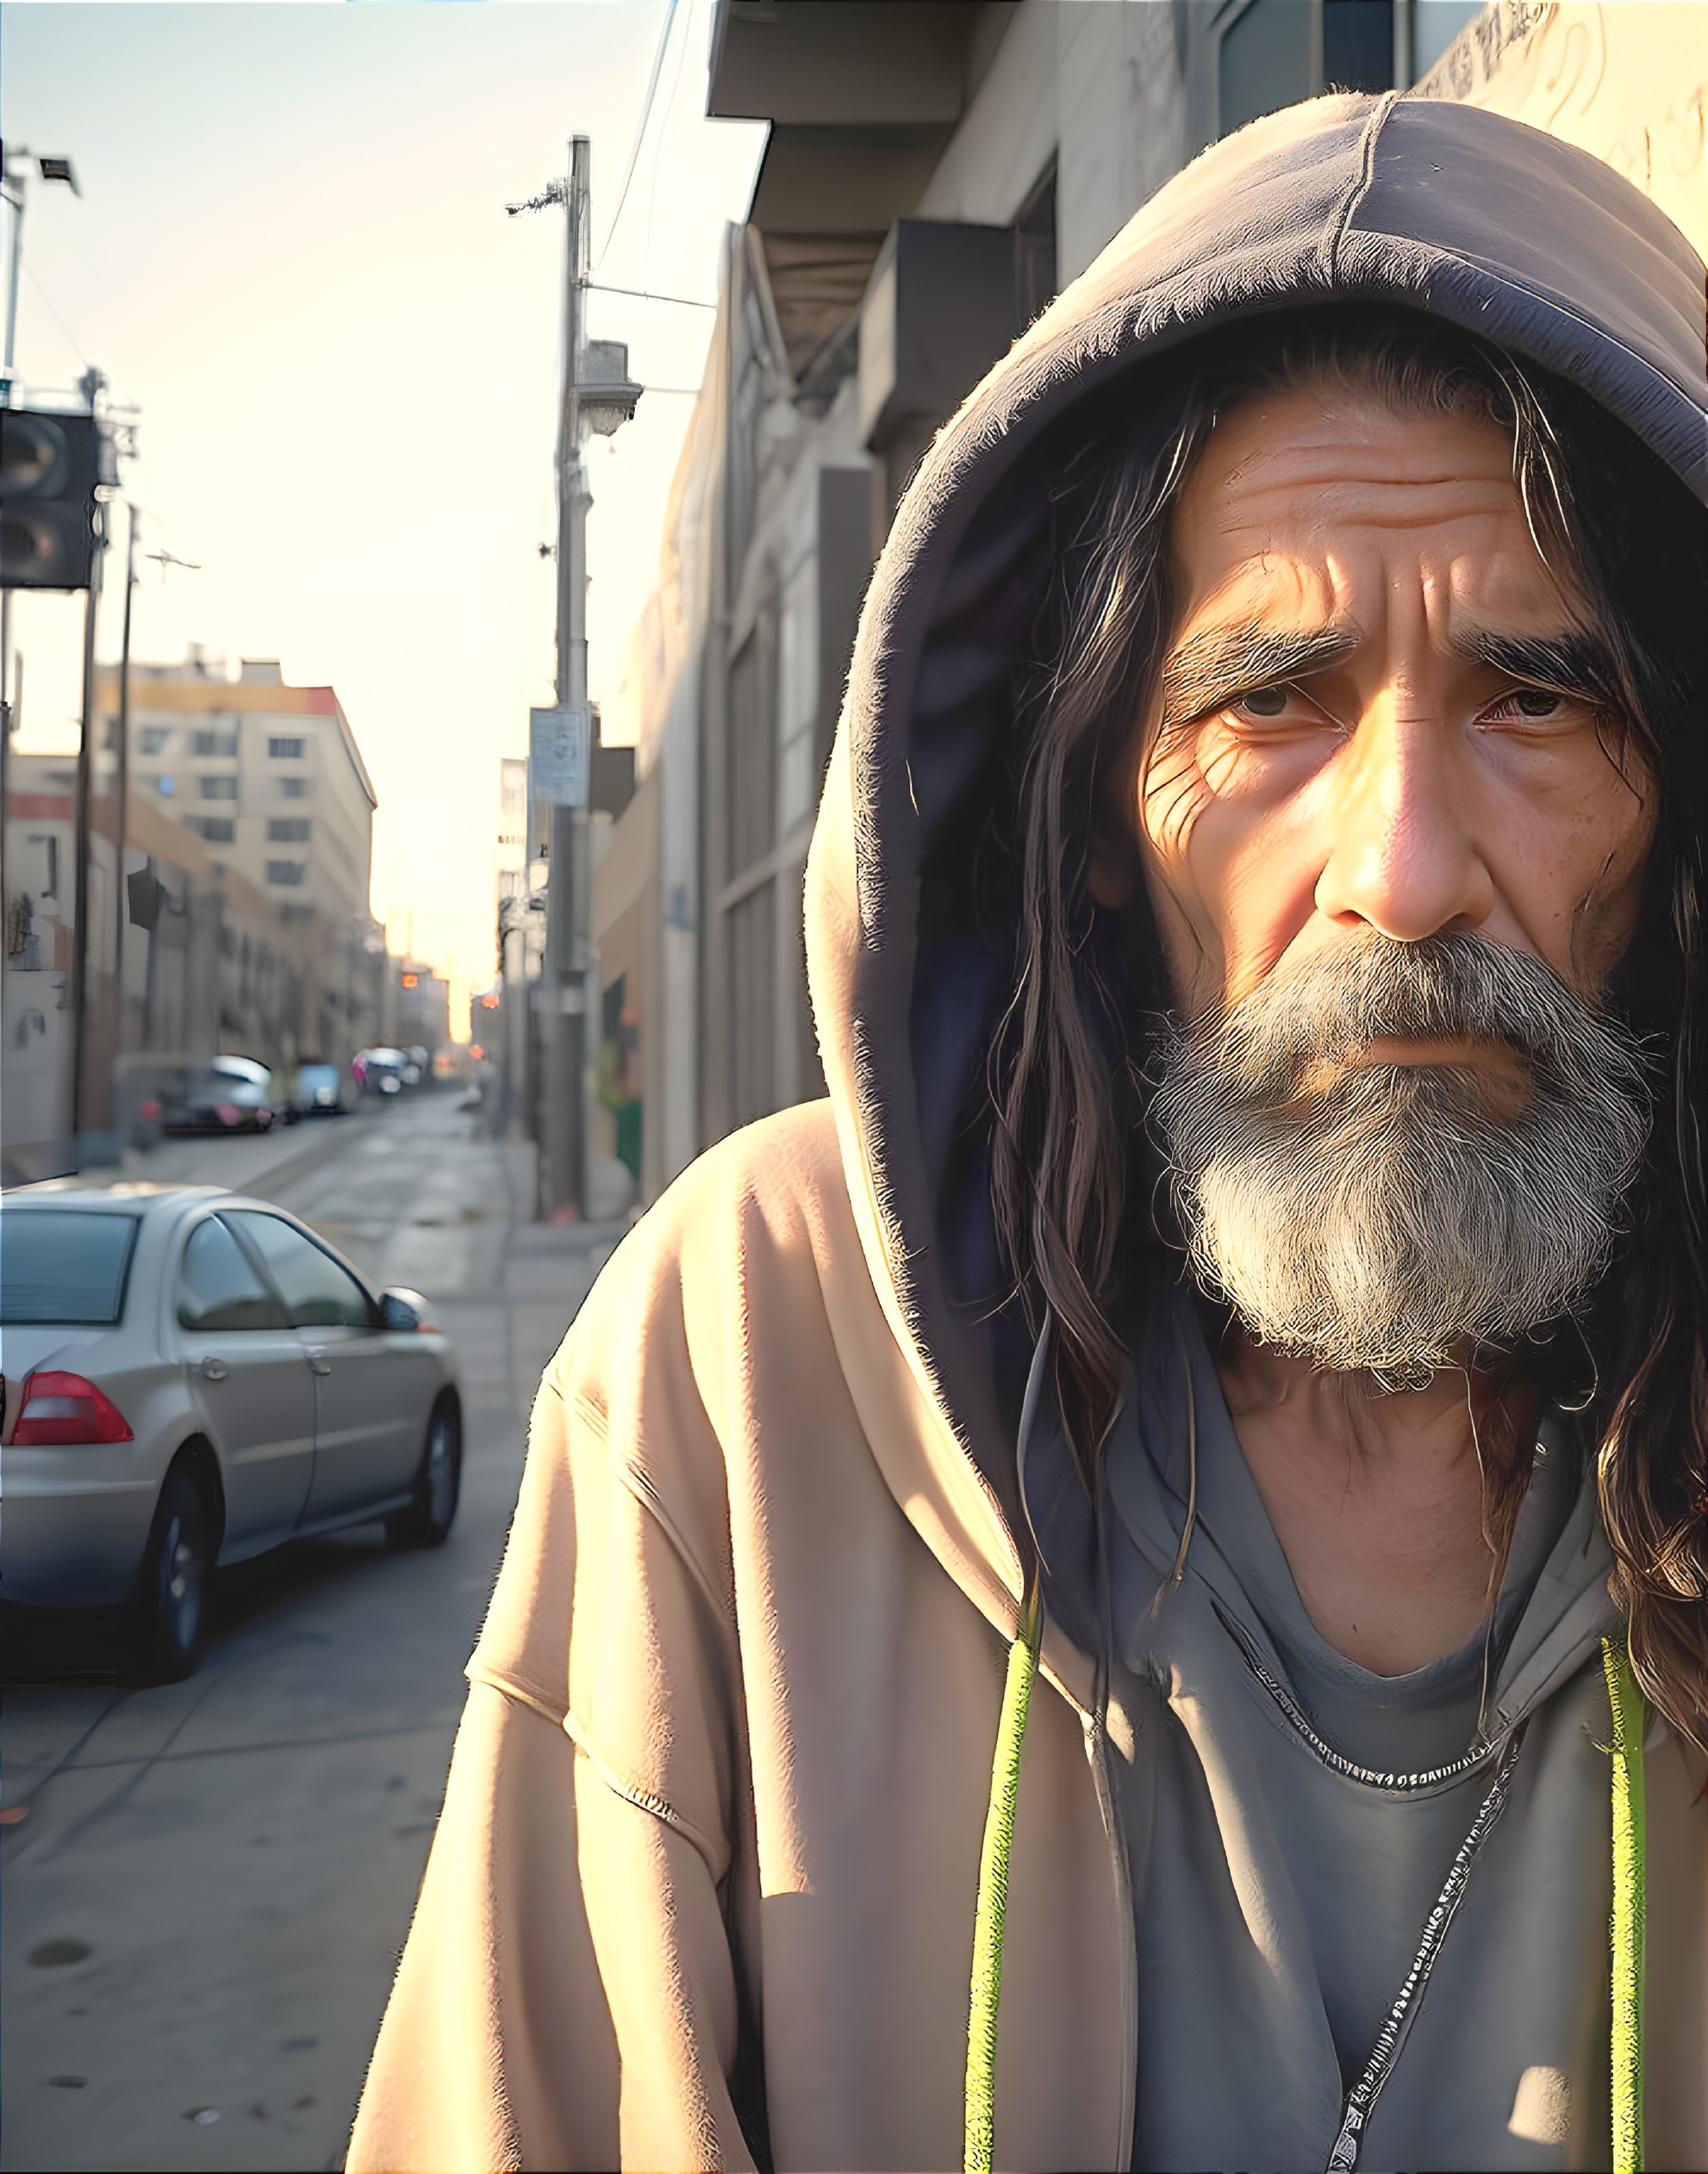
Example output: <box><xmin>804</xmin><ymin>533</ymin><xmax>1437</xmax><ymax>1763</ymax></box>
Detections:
<box><xmin>804</xmin><ymin>90</ymin><xmax>1708</xmax><ymax>1576</ymax></box>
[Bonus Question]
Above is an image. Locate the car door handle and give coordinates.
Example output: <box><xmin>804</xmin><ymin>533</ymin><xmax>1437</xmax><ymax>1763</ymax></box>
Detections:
<box><xmin>304</xmin><ymin>1349</ymin><xmax>332</xmax><ymax>1376</ymax></box>
<box><xmin>196</xmin><ymin>1356</ymin><xmax>229</xmax><ymax>1382</ymax></box>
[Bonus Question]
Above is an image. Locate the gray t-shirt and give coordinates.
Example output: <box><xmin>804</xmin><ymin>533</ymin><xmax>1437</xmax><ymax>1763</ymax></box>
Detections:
<box><xmin>1021</xmin><ymin>1288</ymin><xmax>1621</xmax><ymax>2171</ymax></box>
<box><xmin>1166</xmin><ymin>1356</ymin><xmax>1580</xmax><ymax>2086</ymax></box>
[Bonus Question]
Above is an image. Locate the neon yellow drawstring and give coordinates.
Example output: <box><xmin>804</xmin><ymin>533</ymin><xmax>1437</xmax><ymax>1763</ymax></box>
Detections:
<box><xmin>964</xmin><ymin>1583</ymin><xmax>1042</xmax><ymax>2174</ymax></box>
<box><xmin>1602</xmin><ymin>1636</ymin><xmax>1648</xmax><ymax>2174</ymax></box>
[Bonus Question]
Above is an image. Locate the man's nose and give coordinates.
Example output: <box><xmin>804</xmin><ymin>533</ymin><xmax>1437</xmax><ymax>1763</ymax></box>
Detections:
<box><xmin>1313</xmin><ymin>703</ymin><xmax>1495</xmax><ymax>941</ymax></box>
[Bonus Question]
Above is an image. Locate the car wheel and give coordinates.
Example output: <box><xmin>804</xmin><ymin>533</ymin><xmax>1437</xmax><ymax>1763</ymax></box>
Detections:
<box><xmin>126</xmin><ymin>1467</ymin><xmax>210</xmax><ymax>1683</ymax></box>
<box><xmin>386</xmin><ymin>1398</ymin><xmax>461</xmax><ymax>1549</ymax></box>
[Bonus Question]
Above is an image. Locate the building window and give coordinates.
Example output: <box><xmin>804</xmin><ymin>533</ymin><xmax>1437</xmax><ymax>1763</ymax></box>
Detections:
<box><xmin>26</xmin><ymin>832</ymin><xmax>59</xmax><ymax>898</ymax></box>
<box><xmin>1412</xmin><ymin>0</ymin><xmax>1484</xmax><ymax>78</ymax></box>
<box><xmin>187</xmin><ymin>815</ymin><xmax>235</xmax><ymax>843</ymax></box>
<box><xmin>268</xmin><ymin>736</ymin><xmax>305</xmax><ymax>759</ymax></box>
<box><xmin>192</xmin><ymin>728</ymin><xmax>238</xmax><ymax>757</ymax></box>
<box><xmin>1013</xmin><ymin>157</ymin><xmax>1058</xmax><ymax>329</ymax></box>
<box><xmin>1216</xmin><ymin>0</ymin><xmax>1396</xmax><ymax>136</ymax></box>
<box><xmin>198</xmin><ymin>774</ymin><xmax>239</xmax><ymax>800</ymax></box>
<box><xmin>728</xmin><ymin>620</ymin><xmax>777</xmax><ymax>879</ymax></box>
<box><xmin>265</xmin><ymin>860</ymin><xmax>306</xmax><ymax>886</ymax></box>
<box><xmin>1324</xmin><ymin>0</ymin><xmax>1394</xmax><ymax>90</ymax></box>
<box><xmin>139</xmin><ymin>726</ymin><xmax>171</xmax><ymax>756</ymax></box>
<box><xmin>268</xmin><ymin>817</ymin><xmax>311</xmax><ymax>842</ymax></box>
<box><xmin>276</xmin><ymin>776</ymin><xmax>310</xmax><ymax>800</ymax></box>
<box><xmin>729</xmin><ymin>881</ymin><xmax>776</xmax><ymax>1129</ymax></box>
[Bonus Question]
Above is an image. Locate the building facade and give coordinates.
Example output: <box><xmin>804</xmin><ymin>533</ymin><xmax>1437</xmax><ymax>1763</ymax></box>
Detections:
<box><xmin>97</xmin><ymin>649</ymin><xmax>384</xmax><ymax>1075</ymax></box>
<box><xmin>2</xmin><ymin>750</ymin><xmax>326</xmax><ymax>1180</ymax></box>
<box><xmin>107</xmin><ymin>652</ymin><xmax>377</xmax><ymax>942</ymax></box>
<box><xmin>3</xmin><ymin>647</ymin><xmax>400</xmax><ymax>1175</ymax></box>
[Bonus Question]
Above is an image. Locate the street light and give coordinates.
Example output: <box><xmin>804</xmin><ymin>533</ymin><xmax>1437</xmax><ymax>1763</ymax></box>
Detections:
<box><xmin>577</xmin><ymin>339</ymin><xmax>643</xmax><ymax>438</ymax></box>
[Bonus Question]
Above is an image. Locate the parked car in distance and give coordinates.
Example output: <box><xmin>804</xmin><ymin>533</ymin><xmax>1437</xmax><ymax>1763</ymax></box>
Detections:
<box><xmin>1</xmin><ymin>1182</ymin><xmax>461</xmax><ymax>1680</ymax></box>
<box><xmin>292</xmin><ymin>1062</ymin><xmax>352</xmax><ymax>1117</ymax></box>
<box><xmin>162</xmin><ymin>1067</ymin><xmax>277</xmax><ymax>1134</ymax></box>
<box><xmin>354</xmin><ymin>1046</ymin><xmax>408</xmax><ymax>1097</ymax></box>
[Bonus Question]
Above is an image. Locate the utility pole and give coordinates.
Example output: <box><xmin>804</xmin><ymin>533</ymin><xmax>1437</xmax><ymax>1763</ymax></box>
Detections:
<box><xmin>111</xmin><ymin>501</ymin><xmax>138</xmax><ymax>1001</ymax></box>
<box><xmin>67</xmin><ymin>365</ymin><xmax>106</xmax><ymax>1158</ymax></box>
<box><xmin>543</xmin><ymin>135</ymin><xmax>593</xmax><ymax>1220</ymax></box>
<box><xmin>1</xmin><ymin>142</ymin><xmax>78</xmax><ymax>813</ymax></box>
<box><xmin>509</xmin><ymin>138</ymin><xmax>638</xmax><ymax>1218</ymax></box>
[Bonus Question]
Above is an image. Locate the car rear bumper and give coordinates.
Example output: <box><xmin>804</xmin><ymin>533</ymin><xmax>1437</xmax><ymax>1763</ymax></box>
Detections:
<box><xmin>1</xmin><ymin>1449</ymin><xmax>159</xmax><ymax>1608</ymax></box>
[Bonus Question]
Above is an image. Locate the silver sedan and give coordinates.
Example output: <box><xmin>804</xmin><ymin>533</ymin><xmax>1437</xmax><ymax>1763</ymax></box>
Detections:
<box><xmin>0</xmin><ymin>1183</ymin><xmax>461</xmax><ymax>1679</ymax></box>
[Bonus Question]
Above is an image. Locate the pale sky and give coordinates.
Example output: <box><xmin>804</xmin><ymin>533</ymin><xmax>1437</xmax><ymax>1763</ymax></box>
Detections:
<box><xmin>1</xmin><ymin>0</ymin><xmax>766</xmax><ymax>1026</ymax></box>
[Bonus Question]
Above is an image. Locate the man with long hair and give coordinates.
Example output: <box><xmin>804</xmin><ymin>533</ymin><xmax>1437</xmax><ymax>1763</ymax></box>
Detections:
<box><xmin>352</xmin><ymin>93</ymin><xmax>1707</xmax><ymax>2173</ymax></box>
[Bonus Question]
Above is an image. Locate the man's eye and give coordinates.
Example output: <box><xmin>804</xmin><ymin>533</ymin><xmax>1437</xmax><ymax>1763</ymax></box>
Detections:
<box><xmin>1482</xmin><ymin>687</ymin><xmax>1569</xmax><ymax>725</ymax></box>
<box><xmin>1236</xmin><ymin>685</ymin><xmax>1290</xmax><ymax>719</ymax></box>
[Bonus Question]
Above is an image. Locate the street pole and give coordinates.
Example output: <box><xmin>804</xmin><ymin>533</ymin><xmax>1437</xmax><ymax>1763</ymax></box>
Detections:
<box><xmin>541</xmin><ymin>135</ymin><xmax>592</xmax><ymax>1220</ymax></box>
<box><xmin>1</xmin><ymin>154</ymin><xmax>26</xmax><ymax>834</ymax></box>
<box><xmin>68</xmin><ymin>479</ymin><xmax>105</xmax><ymax>1160</ymax></box>
<box><xmin>2</xmin><ymin>145</ymin><xmax>77</xmax><ymax>830</ymax></box>
<box><xmin>112</xmin><ymin>501</ymin><xmax>137</xmax><ymax>1007</ymax></box>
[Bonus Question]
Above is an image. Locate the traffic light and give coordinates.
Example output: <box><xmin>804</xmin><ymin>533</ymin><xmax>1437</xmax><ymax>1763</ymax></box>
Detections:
<box><xmin>0</xmin><ymin>410</ymin><xmax>101</xmax><ymax>589</ymax></box>
<box><xmin>400</xmin><ymin>971</ymin><xmax>419</xmax><ymax>989</ymax></box>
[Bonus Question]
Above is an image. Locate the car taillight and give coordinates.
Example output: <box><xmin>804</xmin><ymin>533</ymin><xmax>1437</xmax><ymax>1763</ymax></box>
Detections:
<box><xmin>12</xmin><ymin>1370</ymin><xmax>134</xmax><ymax>1445</ymax></box>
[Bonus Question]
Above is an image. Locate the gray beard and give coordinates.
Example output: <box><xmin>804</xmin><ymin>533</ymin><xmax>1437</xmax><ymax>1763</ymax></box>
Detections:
<box><xmin>1149</xmin><ymin>934</ymin><xmax>1652</xmax><ymax>1388</ymax></box>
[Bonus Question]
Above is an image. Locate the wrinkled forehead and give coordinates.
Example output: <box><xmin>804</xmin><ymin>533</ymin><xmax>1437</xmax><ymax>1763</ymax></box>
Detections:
<box><xmin>1166</xmin><ymin>387</ymin><xmax>1572</xmax><ymax>638</ymax></box>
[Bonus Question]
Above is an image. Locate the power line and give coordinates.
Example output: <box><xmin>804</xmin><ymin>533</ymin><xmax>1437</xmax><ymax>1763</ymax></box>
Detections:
<box><xmin>587</xmin><ymin>279</ymin><xmax>714</xmax><ymax>310</ymax></box>
<box><xmin>22</xmin><ymin>260</ymin><xmax>90</xmax><ymax>370</ymax></box>
<box><xmin>593</xmin><ymin>0</ymin><xmax>682</xmax><ymax>271</ymax></box>
<box><xmin>641</xmin><ymin>0</ymin><xmax>698</xmax><ymax>281</ymax></box>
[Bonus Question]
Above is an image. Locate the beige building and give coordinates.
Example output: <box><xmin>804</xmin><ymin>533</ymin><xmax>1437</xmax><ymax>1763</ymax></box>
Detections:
<box><xmin>2</xmin><ymin>750</ymin><xmax>323</xmax><ymax>1180</ymax></box>
<box><xmin>102</xmin><ymin>651</ymin><xmax>377</xmax><ymax>942</ymax></box>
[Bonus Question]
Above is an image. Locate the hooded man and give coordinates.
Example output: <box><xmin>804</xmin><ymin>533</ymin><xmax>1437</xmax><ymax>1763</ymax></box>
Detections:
<box><xmin>350</xmin><ymin>91</ymin><xmax>1708</xmax><ymax>2174</ymax></box>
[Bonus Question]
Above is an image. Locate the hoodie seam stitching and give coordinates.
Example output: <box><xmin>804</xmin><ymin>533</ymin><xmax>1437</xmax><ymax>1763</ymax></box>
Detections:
<box><xmin>616</xmin><ymin>1454</ymin><xmax>740</xmax><ymax>1634</ymax></box>
<box><xmin>566</xmin><ymin>1386</ymin><xmax>739</xmax><ymax>1635</ymax></box>
<box><xmin>560</xmin><ymin>1703</ymin><xmax>731</xmax><ymax>1878</ymax></box>
<box><xmin>463</xmin><ymin>1665</ymin><xmax>735</xmax><ymax>1880</ymax></box>
<box><xmin>1326</xmin><ymin>90</ymin><xmax>1401</xmax><ymax>284</ymax></box>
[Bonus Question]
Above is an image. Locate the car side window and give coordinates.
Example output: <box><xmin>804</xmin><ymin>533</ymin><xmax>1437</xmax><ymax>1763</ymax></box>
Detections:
<box><xmin>178</xmin><ymin>1218</ymin><xmax>288</xmax><ymax>1332</ymax></box>
<box><xmin>225</xmin><ymin>1212</ymin><xmax>375</xmax><ymax>1331</ymax></box>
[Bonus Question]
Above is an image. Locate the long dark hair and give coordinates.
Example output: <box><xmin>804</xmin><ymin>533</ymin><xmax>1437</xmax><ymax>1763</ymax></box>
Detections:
<box><xmin>988</xmin><ymin>310</ymin><xmax>1708</xmax><ymax>1749</ymax></box>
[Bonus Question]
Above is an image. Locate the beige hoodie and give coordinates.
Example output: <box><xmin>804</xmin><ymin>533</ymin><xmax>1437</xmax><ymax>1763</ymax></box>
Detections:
<box><xmin>349</xmin><ymin>94</ymin><xmax>1708</xmax><ymax>2173</ymax></box>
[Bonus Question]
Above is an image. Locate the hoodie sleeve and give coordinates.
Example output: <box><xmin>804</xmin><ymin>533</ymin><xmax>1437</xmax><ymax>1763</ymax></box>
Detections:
<box><xmin>346</xmin><ymin>1238</ymin><xmax>757</xmax><ymax>2174</ymax></box>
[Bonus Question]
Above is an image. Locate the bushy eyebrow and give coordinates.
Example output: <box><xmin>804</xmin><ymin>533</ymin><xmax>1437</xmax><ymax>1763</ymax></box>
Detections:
<box><xmin>1157</xmin><ymin>622</ymin><xmax>1358</xmax><ymax>732</ymax></box>
<box><xmin>1449</xmin><ymin>626</ymin><xmax>1619</xmax><ymax>700</ymax></box>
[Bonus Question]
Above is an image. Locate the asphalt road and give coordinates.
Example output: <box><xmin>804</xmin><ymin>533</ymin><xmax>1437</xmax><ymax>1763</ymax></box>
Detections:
<box><xmin>3</xmin><ymin>1093</ymin><xmax>620</xmax><ymax>2173</ymax></box>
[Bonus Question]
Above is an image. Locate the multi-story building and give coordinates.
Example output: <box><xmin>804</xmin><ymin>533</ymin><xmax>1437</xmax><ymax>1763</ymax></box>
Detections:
<box><xmin>104</xmin><ymin>651</ymin><xmax>377</xmax><ymax>943</ymax></box>
<box><xmin>594</xmin><ymin>0</ymin><xmax>1706</xmax><ymax>1207</ymax></box>
<box><xmin>2</xmin><ymin>750</ymin><xmax>321</xmax><ymax>1180</ymax></box>
<box><xmin>92</xmin><ymin>649</ymin><xmax>383</xmax><ymax>1072</ymax></box>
